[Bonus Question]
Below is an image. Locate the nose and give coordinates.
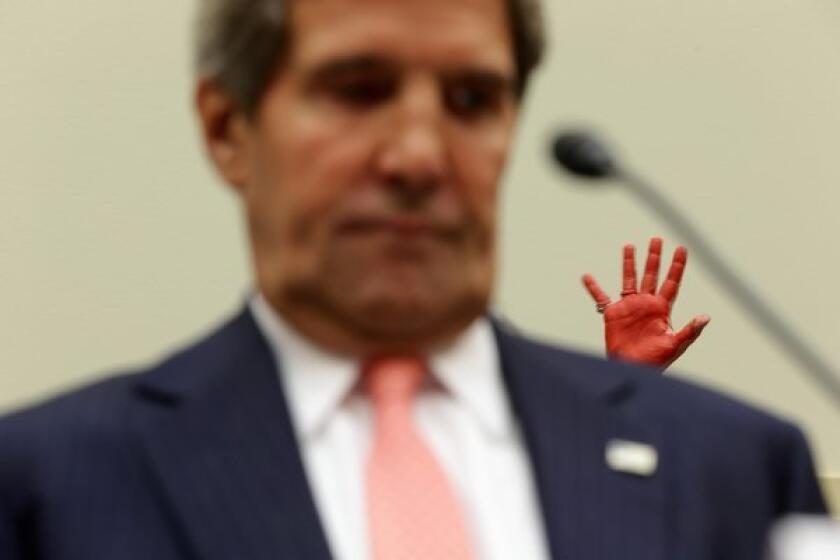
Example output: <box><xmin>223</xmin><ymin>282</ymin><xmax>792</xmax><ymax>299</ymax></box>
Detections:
<box><xmin>375</xmin><ymin>78</ymin><xmax>448</xmax><ymax>203</ymax></box>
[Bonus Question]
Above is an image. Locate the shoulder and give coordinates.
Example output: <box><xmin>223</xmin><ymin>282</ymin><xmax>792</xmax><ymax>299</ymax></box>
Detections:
<box><xmin>495</xmin><ymin>321</ymin><xmax>826</xmax><ymax>511</ymax></box>
<box><xmin>0</xmin><ymin>307</ymin><xmax>261</xmax><ymax>491</ymax></box>
<box><xmin>494</xmin><ymin>318</ymin><xmax>809</xmax><ymax>446</ymax></box>
<box><xmin>0</xmin><ymin>372</ymin><xmax>140</xmax><ymax>514</ymax></box>
<box><xmin>0</xmin><ymin>305</ymin><xmax>260</xmax><ymax>425</ymax></box>
<box><xmin>0</xmin><ymin>372</ymin><xmax>139</xmax><ymax>454</ymax></box>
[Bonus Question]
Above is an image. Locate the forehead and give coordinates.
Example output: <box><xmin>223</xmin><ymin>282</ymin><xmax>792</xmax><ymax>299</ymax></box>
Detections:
<box><xmin>288</xmin><ymin>0</ymin><xmax>514</xmax><ymax>73</ymax></box>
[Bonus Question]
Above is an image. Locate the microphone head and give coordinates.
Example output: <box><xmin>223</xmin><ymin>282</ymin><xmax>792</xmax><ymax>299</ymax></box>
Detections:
<box><xmin>552</xmin><ymin>130</ymin><xmax>618</xmax><ymax>179</ymax></box>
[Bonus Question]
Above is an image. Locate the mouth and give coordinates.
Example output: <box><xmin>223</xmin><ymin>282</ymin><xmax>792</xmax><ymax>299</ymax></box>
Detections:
<box><xmin>336</xmin><ymin>215</ymin><xmax>460</xmax><ymax>241</ymax></box>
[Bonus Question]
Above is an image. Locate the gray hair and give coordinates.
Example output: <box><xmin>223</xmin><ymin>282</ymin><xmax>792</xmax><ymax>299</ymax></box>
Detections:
<box><xmin>195</xmin><ymin>0</ymin><xmax>545</xmax><ymax>115</ymax></box>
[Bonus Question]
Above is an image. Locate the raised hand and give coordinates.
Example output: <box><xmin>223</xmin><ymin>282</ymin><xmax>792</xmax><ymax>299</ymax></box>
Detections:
<box><xmin>582</xmin><ymin>238</ymin><xmax>710</xmax><ymax>370</ymax></box>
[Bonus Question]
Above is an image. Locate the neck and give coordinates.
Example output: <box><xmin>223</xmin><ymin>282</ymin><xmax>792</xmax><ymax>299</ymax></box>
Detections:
<box><xmin>258</xmin><ymin>292</ymin><xmax>480</xmax><ymax>357</ymax></box>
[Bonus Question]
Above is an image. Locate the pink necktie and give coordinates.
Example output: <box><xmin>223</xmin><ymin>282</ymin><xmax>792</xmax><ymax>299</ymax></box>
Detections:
<box><xmin>364</xmin><ymin>357</ymin><xmax>474</xmax><ymax>560</ymax></box>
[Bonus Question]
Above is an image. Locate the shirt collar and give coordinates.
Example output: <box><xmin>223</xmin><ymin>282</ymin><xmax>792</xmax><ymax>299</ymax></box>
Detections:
<box><xmin>250</xmin><ymin>294</ymin><xmax>358</xmax><ymax>440</ymax></box>
<box><xmin>249</xmin><ymin>294</ymin><xmax>516</xmax><ymax>441</ymax></box>
<box><xmin>429</xmin><ymin>318</ymin><xmax>515</xmax><ymax>440</ymax></box>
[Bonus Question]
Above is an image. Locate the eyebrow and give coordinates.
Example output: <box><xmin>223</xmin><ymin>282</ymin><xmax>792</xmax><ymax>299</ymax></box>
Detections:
<box><xmin>307</xmin><ymin>55</ymin><xmax>399</xmax><ymax>84</ymax></box>
<box><xmin>442</xmin><ymin>68</ymin><xmax>517</xmax><ymax>95</ymax></box>
<box><xmin>306</xmin><ymin>54</ymin><xmax>516</xmax><ymax>91</ymax></box>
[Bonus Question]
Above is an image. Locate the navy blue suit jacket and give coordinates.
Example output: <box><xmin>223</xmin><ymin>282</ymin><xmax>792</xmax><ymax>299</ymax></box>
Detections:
<box><xmin>0</xmin><ymin>308</ymin><xmax>827</xmax><ymax>559</ymax></box>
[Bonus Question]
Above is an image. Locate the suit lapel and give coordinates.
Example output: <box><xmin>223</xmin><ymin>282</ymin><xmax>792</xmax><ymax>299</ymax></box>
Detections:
<box><xmin>494</xmin><ymin>322</ymin><xmax>666</xmax><ymax>560</ymax></box>
<box><xmin>131</xmin><ymin>309</ymin><xmax>333</xmax><ymax>560</ymax></box>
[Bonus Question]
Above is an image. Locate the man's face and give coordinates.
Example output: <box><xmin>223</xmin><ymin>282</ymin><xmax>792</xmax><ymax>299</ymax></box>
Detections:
<box><xmin>223</xmin><ymin>0</ymin><xmax>518</xmax><ymax>352</ymax></box>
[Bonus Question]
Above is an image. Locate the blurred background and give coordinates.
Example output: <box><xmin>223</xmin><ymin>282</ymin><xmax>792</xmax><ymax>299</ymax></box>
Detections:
<box><xmin>1</xmin><ymin>0</ymin><xmax>838</xmax><ymax>506</ymax></box>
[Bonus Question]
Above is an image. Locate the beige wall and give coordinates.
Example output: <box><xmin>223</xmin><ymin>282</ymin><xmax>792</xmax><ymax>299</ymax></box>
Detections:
<box><xmin>2</xmin><ymin>0</ymin><xmax>839</xmax><ymax>488</ymax></box>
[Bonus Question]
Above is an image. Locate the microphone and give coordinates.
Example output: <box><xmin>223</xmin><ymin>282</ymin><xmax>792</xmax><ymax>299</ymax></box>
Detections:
<box><xmin>552</xmin><ymin>132</ymin><xmax>617</xmax><ymax>179</ymax></box>
<box><xmin>551</xmin><ymin>129</ymin><xmax>840</xmax><ymax>411</ymax></box>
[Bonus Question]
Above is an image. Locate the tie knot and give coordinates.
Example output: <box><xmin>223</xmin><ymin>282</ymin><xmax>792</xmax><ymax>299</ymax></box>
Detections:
<box><xmin>364</xmin><ymin>357</ymin><xmax>427</xmax><ymax>405</ymax></box>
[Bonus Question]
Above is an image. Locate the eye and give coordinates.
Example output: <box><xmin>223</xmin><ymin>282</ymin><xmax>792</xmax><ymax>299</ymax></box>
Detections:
<box><xmin>444</xmin><ymin>79</ymin><xmax>506</xmax><ymax>120</ymax></box>
<box><xmin>330</xmin><ymin>74</ymin><xmax>397</xmax><ymax>108</ymax></box>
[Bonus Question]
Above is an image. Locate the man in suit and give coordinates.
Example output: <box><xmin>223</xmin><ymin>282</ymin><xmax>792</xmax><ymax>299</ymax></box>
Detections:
<box><xmin>0</xmin><ymin>0</ymin><xmax>827</xmax><ymax>558</ymax></box>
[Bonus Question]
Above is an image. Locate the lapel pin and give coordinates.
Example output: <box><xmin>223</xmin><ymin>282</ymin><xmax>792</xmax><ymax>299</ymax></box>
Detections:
<box><xmin>605</xmin><ymin>439</ymin><xmax>658</xmax><ymax>477</ymax></box>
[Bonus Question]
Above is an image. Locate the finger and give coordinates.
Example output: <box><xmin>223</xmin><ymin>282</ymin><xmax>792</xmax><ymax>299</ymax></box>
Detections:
<box><xmin>659</xmin><ymin>246</ymin><xmax>688</xmax><ymax>304</ymax></box>
<box><xmin>582</xmin><ymin>274</ymin><xmax>612</xmax><ymax>306</ymax></box>
<box><xmin>639</xmin><ymin>237</ymin><xmax>663</xmax><ymax>294</ymax></box>
<box><xmin>622</xmin><ymin>244</ymin><xmax>637</xmax><ymax>296</ymax></box>
<box><xmin>672</xmin><ymin>315</ymin><xmax>711</xmax><ymax>350</ymax></box>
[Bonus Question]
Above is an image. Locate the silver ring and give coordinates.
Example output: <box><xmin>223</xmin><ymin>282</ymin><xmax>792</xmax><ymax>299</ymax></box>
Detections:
<box><xmin>596</xmin><ymin>303</ymin><xmax>609</xmax><ymax>314</ymax></box>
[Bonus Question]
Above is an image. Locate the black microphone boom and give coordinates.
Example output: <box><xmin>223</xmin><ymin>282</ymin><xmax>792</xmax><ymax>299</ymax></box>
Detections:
<box><xmin>552</xmin><ymin>130</ymin><xmax>840</xmax><ymax>411</ymax></box>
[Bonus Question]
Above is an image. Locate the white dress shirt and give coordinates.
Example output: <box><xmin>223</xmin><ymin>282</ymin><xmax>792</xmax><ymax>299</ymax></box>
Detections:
<box><xmin>249</xmin><ymin>295</ymin><xmax>550</xmax><ymax>560</ymax></box>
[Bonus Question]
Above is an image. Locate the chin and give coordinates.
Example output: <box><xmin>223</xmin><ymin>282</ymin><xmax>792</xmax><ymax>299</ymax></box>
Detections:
<box><xmin>278</xmin><ymin>247</ymin><xmax>495</xmax><ymax>350</ymax></box>
<box><xmin>338</xmin><ymin>279</ymin><xmax>489</xmax><ymax>347</ymax></box>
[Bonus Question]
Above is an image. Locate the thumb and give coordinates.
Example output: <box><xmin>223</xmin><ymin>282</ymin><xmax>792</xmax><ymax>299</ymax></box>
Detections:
<box><xmin>673</xmin><ymin>315</ymin><xmax>711</xmax><ymax>350</ymax></box>
<box><xmin>662</xmin><ymin>315</ymin><xmax>710</xmax><ymax>370</ymax></box>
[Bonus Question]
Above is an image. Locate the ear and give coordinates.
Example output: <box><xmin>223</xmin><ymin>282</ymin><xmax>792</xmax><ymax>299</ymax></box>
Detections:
<box><xmin>195</xmin><ymin>79</ymin><xmax>252</xmax><ymax>192</ymax></box>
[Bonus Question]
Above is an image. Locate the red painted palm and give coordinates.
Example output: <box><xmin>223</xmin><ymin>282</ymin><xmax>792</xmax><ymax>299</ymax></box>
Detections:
<box><xmin>583</xmin><ymin>238</ymin><xmax>710</xmax><ymax>369</ymax></box>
